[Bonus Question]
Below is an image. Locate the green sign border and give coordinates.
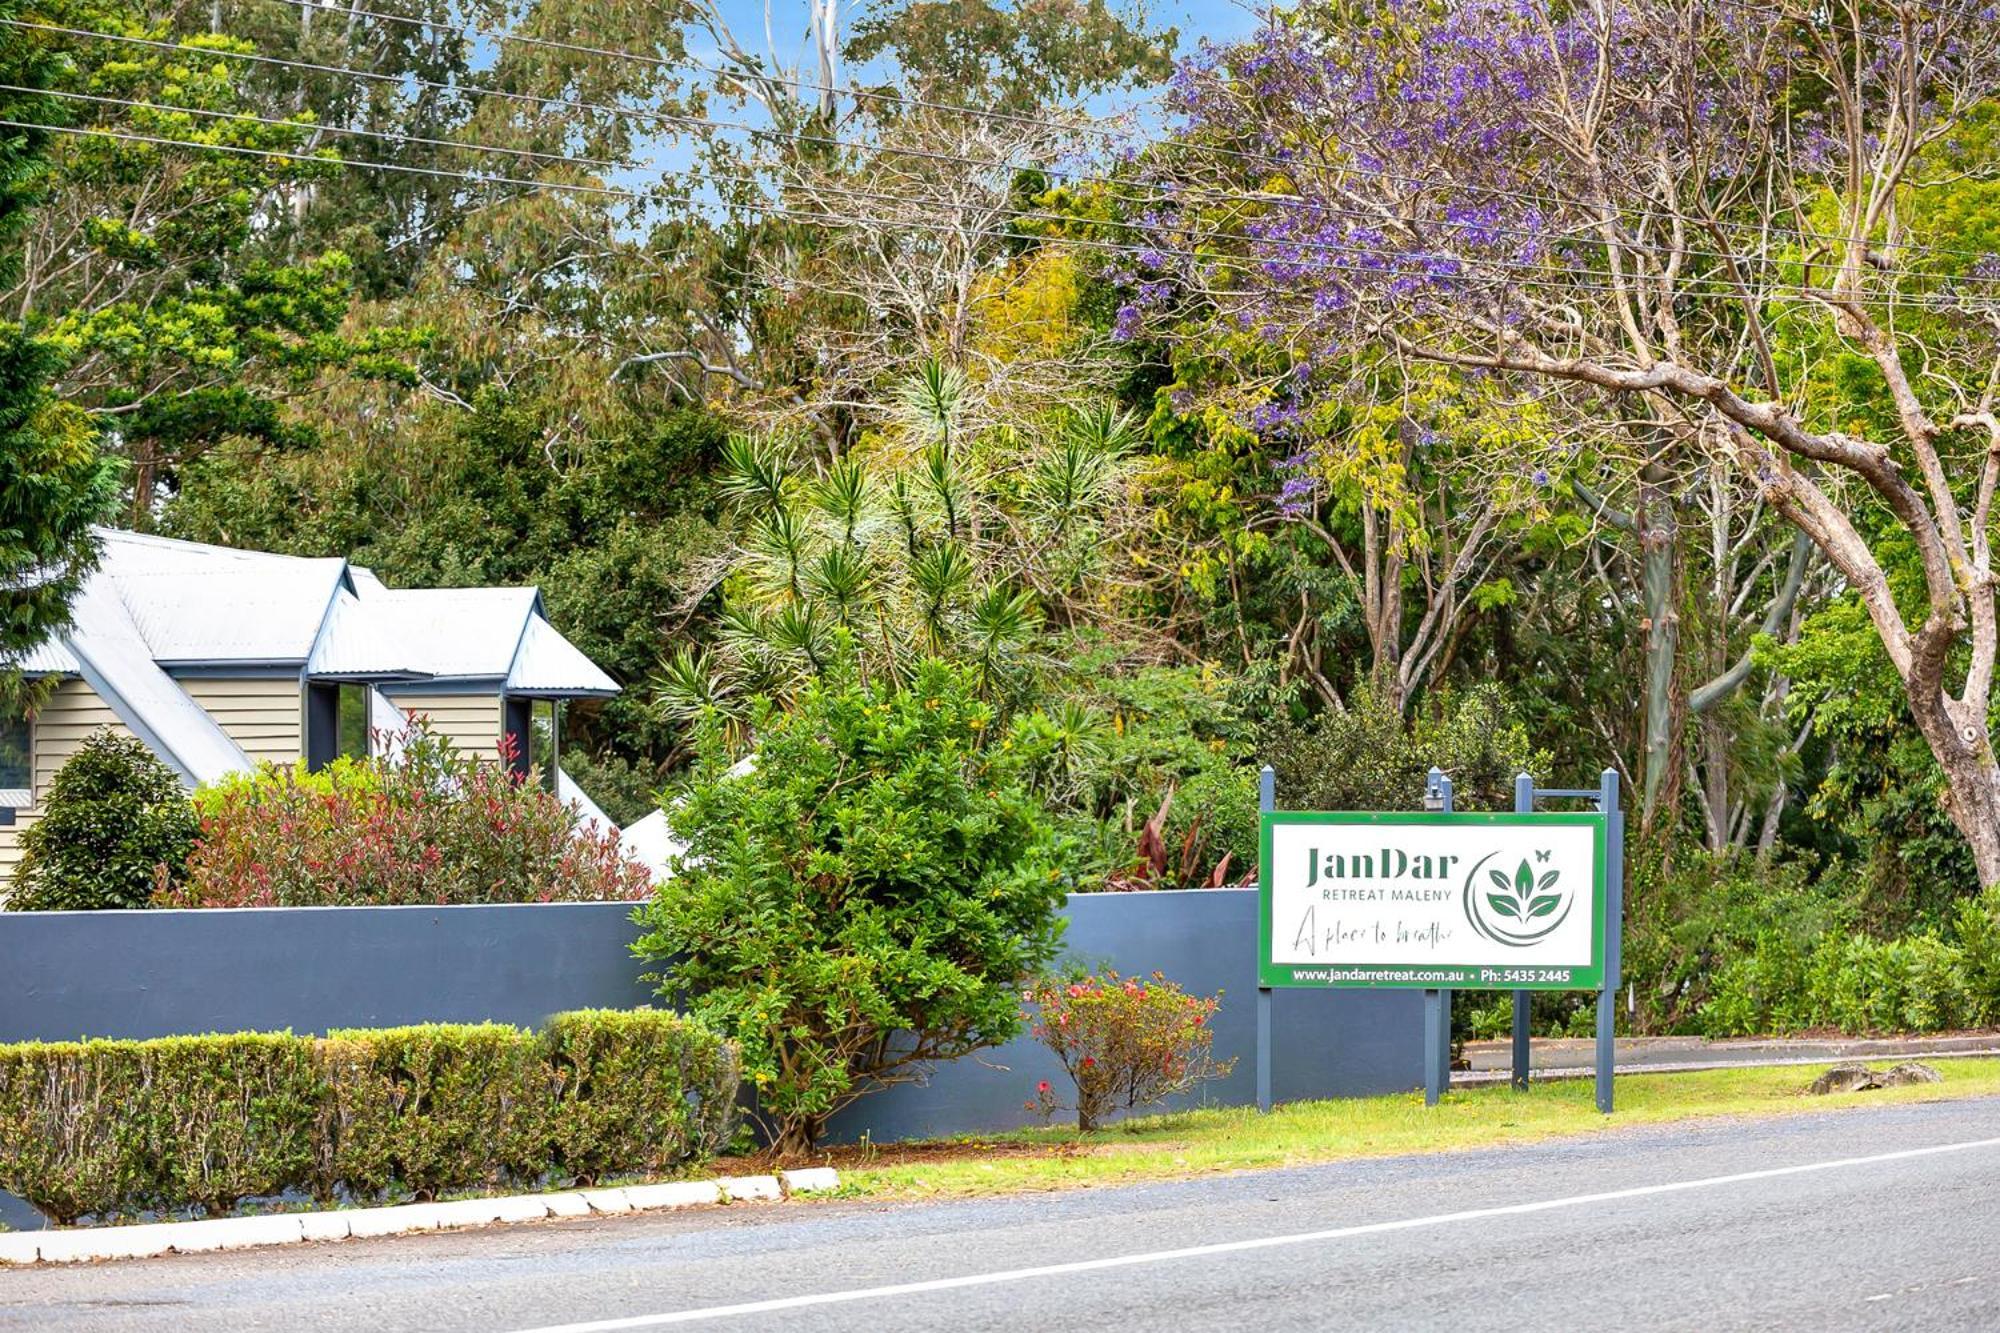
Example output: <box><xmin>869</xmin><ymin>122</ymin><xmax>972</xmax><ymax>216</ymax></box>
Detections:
<box><xmin>1258</xmin><ymin>811</ymin><xmax>1608</xmax><ymax>990</ymax></box>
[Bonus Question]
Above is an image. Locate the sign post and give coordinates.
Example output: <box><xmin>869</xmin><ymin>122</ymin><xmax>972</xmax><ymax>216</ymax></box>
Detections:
<box><xmin>1420</xmin><ymin>768</ymin><xmax>1454</xmax><ymax>1107</ymax></box>
<box><xmin>1255</xmin><ymin>765</ymin><xmax>1275</xmax><ymax>1115</ymax></box>
<box><xmin>1254</xmin><ymin>769</ymin><xmax>1622</xmax><ymax>1113</ymax></box>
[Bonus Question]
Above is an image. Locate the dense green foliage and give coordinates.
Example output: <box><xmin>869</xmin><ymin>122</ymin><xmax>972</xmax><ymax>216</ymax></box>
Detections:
<box><xmin>1264</xmin><ymin>686</ymin><xmax>1546</xmax><ymax>816</ymax></box>
<box><xmin>1621</xmin><ymin>860</ymin><xmax>2000</xmax><ymax>1038</ymax></box>
<box><xmin>0</xmin><ymin>0</ymin><xmax>119</xmax><ymax>679</ymax></box>
<box><xmin>634</xmin><ymin>656</ymin><xmax>1071</xmax><ymax>1152</ymax></box>
<box><xmin>0</xmin><ymin>1011</ymin><xmax>738</xmax><ymax>1223</ymax></box>
<box><xmin>161</xmin><ymin>724</ymin><xmax>653</xmax><ymax>907</ymax></box>
<box><xmin>8</xmin><ymin>729</ymin><xmax>196</xmax><ymax>910</ymax></box>
<box><xmin>11</xmin><ymin>0</ymin><xmax>2000</xmax><ymax>1038</ymax></box>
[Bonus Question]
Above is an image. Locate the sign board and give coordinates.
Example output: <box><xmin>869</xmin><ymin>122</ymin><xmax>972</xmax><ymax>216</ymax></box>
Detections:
<box><xmin>1258</xmin><ymin>811</ymin><xmax>1607</xmax><ymax>989</ymax></box>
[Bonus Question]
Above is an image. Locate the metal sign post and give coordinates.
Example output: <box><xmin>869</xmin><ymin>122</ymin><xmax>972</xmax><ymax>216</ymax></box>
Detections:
<box><xmin>1503</xmin><ymin>770</ymin><xmax>1624</xmax><ymax>1110</ymax></box>
<box><xmin>1255</xmin><ymin>765</ymin><xmax>1275</xmax><ymax>1115</ymax></box>
<box><xmin>1421</xmin><ymin>768</ymin><xmax>1453</xmax><ymax>1107</ymax></box>
<box><xmin>1254</xmin><ymin>767</ymin><xmax>1623</xmax><ymax>1114</ymax></box>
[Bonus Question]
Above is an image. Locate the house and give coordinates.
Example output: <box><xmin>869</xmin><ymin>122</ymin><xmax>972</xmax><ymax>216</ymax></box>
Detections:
<box><xmin>0</xmin><ymin>528</ymin><xmax>627</xmax><ymax>883</ymax></box>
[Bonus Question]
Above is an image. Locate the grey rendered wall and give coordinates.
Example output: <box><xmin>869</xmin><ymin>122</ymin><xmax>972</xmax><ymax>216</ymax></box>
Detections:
<box><xmin>824</xmin><ymin>888</ymin><xmax>1424</xmax><ymax>1142</ymax></box>
<box><xmin>0</xmin><ymin>902</ymin><xmax>654</xmax><ymax>1042</ymax></box>
<box><xmin>0</xmin><ymin>891</ymin><xmax>1423</xmax><ymax>1135</ymax></box>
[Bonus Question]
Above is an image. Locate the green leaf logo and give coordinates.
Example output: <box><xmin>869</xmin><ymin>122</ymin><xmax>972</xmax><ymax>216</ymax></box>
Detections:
<box><xmin>1464</xmin><ymin>852</ymin><xmax>1572</xmax><ymax>947</ymax></box>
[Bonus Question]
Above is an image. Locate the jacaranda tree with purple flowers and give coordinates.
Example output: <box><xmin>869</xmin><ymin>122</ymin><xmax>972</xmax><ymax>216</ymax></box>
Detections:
<box><xmin>1153</xmin><ymin>0</ymin><xmax>2000</xmax><ymax>885</ymax></box>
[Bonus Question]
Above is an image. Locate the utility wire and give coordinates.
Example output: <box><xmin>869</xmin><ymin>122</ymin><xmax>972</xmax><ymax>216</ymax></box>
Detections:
<box><xmin>15</xmin><ymin>14</ymin><xmax>2000</xmax><ymax>283</ymax></box>
<box><xmin>0</xmin><ymin>22</ymin><xmax>1875</xmax><ymax>294</ymax></box>
<box><xmin>0</xmin><ymin>117</ymin><xmax>637</xmax><ymax>196</ymax></box>
<box><xmin>0</xmin><ymin>82</ymin><xmax>627</xmax><ymax>171</ymax></box>
<box><xmin>196</xmin><ymin>0</ymin><xmax>2000</xmax><ymax>269</ymax></box>
<box><xmin>11</xmin><ymin>113</ymin><xmax>1996</xmax><ymax>313</ymax></box>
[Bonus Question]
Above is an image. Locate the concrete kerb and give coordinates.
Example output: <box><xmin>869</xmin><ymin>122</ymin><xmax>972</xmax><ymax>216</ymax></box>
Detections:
<box><xmin>0</xmin><ymin>1169</ymin><xmax>838</xmax><ymax>1266</ymax></box>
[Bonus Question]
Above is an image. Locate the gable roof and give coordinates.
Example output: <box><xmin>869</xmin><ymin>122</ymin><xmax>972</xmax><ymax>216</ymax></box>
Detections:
<box><xmin>65</xmin><ymin>576</ymin><xmax>248</xmax><ymax>784</ymax></box>
<box><xmin>97</xmin><ymin>531</ymin><xmax>348</xmax><ymax>667</ymax></box>
<box><xmin>5</xmin><ymin>528</ymin><xmax>620</xmax><ymax>785</ymax></box>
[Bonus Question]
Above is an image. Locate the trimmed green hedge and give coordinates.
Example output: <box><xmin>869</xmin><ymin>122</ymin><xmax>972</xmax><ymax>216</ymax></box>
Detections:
<box><xmin>0</xmin><ymin>1010</ymin><xmax>738</xmax><ymax>1224</ymax></box>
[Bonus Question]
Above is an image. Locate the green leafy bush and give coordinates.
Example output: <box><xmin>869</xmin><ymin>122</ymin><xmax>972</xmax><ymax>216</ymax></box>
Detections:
<box><xmin>1627</xmin><ymin>857</ymin><xmax>2000</xmax><ymax>1037</ymax></box>
<box><xmin>0</xmin><ymin>1032</ymin><xmax>320</xmax><ymax>1223</ymax></box>
<box><xmin>319</xmin><ymin>1024</ymin><xmax>548</xmax><ymax>1201</ymax></box>
<box><xmin>143</xmin><ymin>1033</ymin><xmax>323</xmax><ymax>1217</ymax></box>
<box><xmin>635</xmin><ymin>655</ymin><xmax>1072</xmax><ymax>1154</ymax></box>
<box><xmin>543</xmin><ymin>1009</ymin><xmax>740</xmax><ymax>1185</ymax></box>
<box><xmin>7</xmin><ymin>729</ymin><xmax>198</xmax><ymax>911</ymax></box>
<box><xmin>0</xmin><ymin>1039</ymin><xmax>151</xmax><ymax>1224</ymax></box>
<box><xmin>1622</xmin><ymin>852</ymin><xmax>1858</xmax><ymax>1033</ymax></box>
<box><xmin>1262</xmin><ymin>684</ymin><xmax>1545</xmax><ymax>814</ymax></box>
<box><xmin>163</xmin><ymin>722</ymin><xmax>653</xmax><ymax>907</ymax></box>
<box><xmin>1025</xmin><ymin>970</ymin><xmax>1233</xmax><ymax>1130</ymax></box>
<box><xmin>0</xmin><ymin>1010</ymin><xmax>736</xmax><ymax>1224</ymax></box>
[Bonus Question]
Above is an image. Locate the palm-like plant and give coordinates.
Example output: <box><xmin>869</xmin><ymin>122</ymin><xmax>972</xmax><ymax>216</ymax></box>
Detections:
<box><xmin>656</xmin><ymin>362</ymin><xmax>1137</xmax><ymax>738</ymax></box>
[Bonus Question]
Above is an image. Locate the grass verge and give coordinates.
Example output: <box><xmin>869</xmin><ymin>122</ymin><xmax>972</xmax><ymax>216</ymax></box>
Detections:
<box><xmin>822</xmin><ymin>1058</ymin><xmax>2000</xmax><ymax>1200</ymax></box>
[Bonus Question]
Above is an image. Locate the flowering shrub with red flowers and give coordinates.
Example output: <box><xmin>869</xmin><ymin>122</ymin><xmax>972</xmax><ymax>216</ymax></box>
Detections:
<box><xmin>1024</xmin><ymin>969</ymin><xmax>1233</xmax><ymax>1130</ymax></box>
<box><xmin>157</xmin><ymin>722</ymin><xmax>653</xmax><ymax>907</ymax></box>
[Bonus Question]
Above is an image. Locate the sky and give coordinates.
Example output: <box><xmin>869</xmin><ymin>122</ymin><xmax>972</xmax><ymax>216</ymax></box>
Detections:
<box><xmin>688</xmin><ymin>0</ymin><xmax>1272</xmax><ymax>105</ymax></box>
<box><xmin>614</xmin><ymin>0</ymin><xmax>1275</xmax><ymax>212</ymax></box>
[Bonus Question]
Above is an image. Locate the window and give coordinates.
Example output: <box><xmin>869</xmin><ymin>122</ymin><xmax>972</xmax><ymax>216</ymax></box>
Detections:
<box><xmin>0</xmin><ymin>708</ymin><xmax>28</xmax><ymax>795</ymax></box>
<box><xmin>502</xmin><ymin>697</ymin><xmax>560</xmax><ymax>788</ymax></box>
<box><xmin>306</xmin><ymin>682</ymin><xmax>370</xmax><ymax>770</ymax></box>
<box><xmin>336</xmin><ymin>683</ymin><xmax>369</xmax><ymax>761</ymax></box>
<box><xmin>531</xmin><ymin>699</ymin><xmax>560</xmax><ymax>793</ymax></box>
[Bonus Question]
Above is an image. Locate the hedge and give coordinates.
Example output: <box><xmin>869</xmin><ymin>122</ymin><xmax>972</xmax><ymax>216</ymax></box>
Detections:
<box><xmin>0</xmin><ymin>1010</ymin><xmax>739</xmax><ymax>1225</ymax></box>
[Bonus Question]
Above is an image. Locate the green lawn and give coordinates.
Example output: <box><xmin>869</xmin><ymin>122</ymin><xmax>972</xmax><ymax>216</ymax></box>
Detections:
<box><xmin>829</xmin><ymin>1059</ymin><xmax>2000</xmax><ymax>1199</ymax></box>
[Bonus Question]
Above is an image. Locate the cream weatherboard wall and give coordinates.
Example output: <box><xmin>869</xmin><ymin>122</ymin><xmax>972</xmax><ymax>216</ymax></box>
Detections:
<box><xmin>175</xmin><ymin>677</ymin><xmax>303</xmax><ymax>769</ymax></box>
<box><xmin>384</xmin><ymin>692</ymin><xmax>502</xmax><ymax>759</ymax></box>
<box><xmin>0</xmin><ymin>678</ymin><xmax>134</xmax><ymax>883</ymax></box>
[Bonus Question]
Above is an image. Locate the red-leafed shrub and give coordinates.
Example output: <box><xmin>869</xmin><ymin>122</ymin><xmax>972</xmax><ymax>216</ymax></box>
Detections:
<box><xmin>1025</xmin><ymin>969</ymin><xmax>1234</xmax><ymax>1130</ymax></box>
<box><xmin>159</xmin><ymin>722</ymin><xmax>652</xmax><ymax>908</ymax></box>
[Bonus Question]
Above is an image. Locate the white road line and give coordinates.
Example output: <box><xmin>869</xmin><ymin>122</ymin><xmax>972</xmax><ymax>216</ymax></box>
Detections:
<box><xmin>505</xmin><ymin>1133</ymin><xmax>2000</xmax><ymax>1332</ymax></box>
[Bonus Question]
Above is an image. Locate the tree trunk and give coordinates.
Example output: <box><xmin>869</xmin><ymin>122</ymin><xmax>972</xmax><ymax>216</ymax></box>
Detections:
<box><xmin>1637</xmin><ymin>463</ymin><xmax>1681</xmax><ymax>834</ymax></box>
<box><xmin>131</xmin><ymin>445</ymin><xmax>158</xmax><ymax>524</ymax></box>
<box><xmin>1910</xmin><ymin>689</ymin><xmax>2000</xmax><ymax>888</ymax></box>
<box><xmin>772</xmin><ymin>1114</ymin><xmax>825</xmax><ymax>1160</ymax></box>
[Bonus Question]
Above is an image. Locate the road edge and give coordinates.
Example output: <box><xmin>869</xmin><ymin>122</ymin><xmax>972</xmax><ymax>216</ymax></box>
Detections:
<box><xmin>0</xmin><ymin>1168</ymin><xmax>841</xmax><ymax>1266</ymax></box>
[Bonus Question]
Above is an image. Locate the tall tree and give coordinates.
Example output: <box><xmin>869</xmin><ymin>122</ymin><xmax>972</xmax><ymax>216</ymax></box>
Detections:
<box><xmin>0</xmin><ymin>0</ymin><xmax>119</xmax><ymax>664</ymax></box>
<box><xmin>1160</xmin><ymin>0</ymin><xmax>2000</xmax><ymax>885</ymax></box>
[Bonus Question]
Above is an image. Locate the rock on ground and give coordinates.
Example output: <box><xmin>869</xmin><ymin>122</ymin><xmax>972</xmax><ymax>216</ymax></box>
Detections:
<box><xmin>1806</xmin><ymin>1061</ymin><xmax>1944</xmax><ymax>1094</ymax></box>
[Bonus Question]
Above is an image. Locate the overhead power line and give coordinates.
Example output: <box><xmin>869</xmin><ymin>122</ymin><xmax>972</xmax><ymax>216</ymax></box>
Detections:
<box><xmin>0</xmin><ymin>82</ymin><xmax>627</xmax><ymax>171</ymax></box>
<box><xmin>0</xmin><ymin>100</ymin><xmax>1967</xmax><ymax>306</ymax></box>
<box><xmin>14</xmin><ymin>12</ymin><xmax>2000</xmax><ymax>283</ymax></box>
<box><xmin>203</xmin><ymin>0</ymin><xmax>2000</xmax><ymax>271</ymax></box>
<box><xmin>9</xmin><ymin>113</ymin><xmax>1997</xmax><ymax>314</ymax></box>
<box><xmin>0</xmin><ymin>21</ymin><xmax>1867</xmax><ymax>294</ymax></box>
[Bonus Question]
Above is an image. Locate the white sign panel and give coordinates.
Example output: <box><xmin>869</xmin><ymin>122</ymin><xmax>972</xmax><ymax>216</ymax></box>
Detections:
<box><xmin>1258</xmin><ymin>813</ymin><xmax>1605</xmax><ymax>989</ymax></box>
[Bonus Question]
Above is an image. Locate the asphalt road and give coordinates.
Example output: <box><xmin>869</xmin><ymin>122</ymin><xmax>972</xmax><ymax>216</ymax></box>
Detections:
<box><xmin>8</xmin><ymin>1096</ymin><xmax>2000</xmax><ymax>1332</ymax></box>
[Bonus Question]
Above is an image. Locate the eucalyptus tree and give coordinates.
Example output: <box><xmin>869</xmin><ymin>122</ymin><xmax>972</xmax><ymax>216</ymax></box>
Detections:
<box><xmin>1157</xmin><ymin>0</ymin><xmax>2000</xmax><ymax>885</ymax></box>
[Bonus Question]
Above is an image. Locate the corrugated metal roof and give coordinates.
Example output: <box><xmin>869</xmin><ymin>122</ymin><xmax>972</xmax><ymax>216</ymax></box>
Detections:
<box><xmin>4</xmin><ymin>637</ymin><xmax>80</xmax><ymax>675</ymax></box>
<box><xmin>308</xmin><ymin>588</ymin><xmax>431</xmax><ymax>681</ymax></box>
<box><xmin>23</xmin><ymin>531</ymin><xmax>621</xmax><ymax>790</ymax></box>
<box><xmin>354</xmin><ymin>586</ymin><xmax>541</xmax><ymax>679</ymax></box>
<box><xmin>506</xmin><ymin>614</ymin><xmax>619</xmax><ymax>697</ymax></box>
<box><xmin>616</xmin><ymin>808</ymin><xmax>682</xmax><ymax>881</ymax></box>
<box><xmin>100</xmin><ymin>529</ymin><xmax>346</xmax><ymax>665</ymax></box>
<box><xmin>555</xmin><ymin>766</ymin><xmax>615</xmax><ymax>834</ymax></box>
<box><xmin>66</xmin><ymin>579</ymin><xmax>248</xmax><ymax>785</ymax></box>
